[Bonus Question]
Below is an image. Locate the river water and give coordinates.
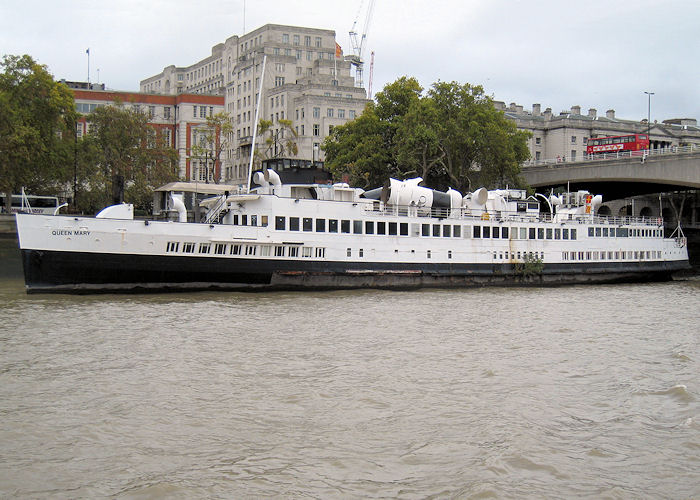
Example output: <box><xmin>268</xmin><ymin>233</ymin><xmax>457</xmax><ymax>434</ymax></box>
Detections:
<box><xmin>0</xmin><ymin>238</ymin><xmax>698</xmax><ymax>499</ymax></box>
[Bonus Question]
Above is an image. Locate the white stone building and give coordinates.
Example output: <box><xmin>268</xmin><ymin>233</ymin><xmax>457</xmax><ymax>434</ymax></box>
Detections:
<box><xmin>141</xmin><ymin>24</ymin><xmax>370</xmax><ymax>188</ymax></box>
<box><xmin>497</xmin><ymin>102</ymin><xmax>700</xmax><ymax>164</ymax></box>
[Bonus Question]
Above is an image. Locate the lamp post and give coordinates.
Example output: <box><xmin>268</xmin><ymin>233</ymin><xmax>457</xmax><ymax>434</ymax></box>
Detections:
<box><xmin>644</xmin><ymin>91</ymin><xmax>654</xmax><ymax>139</ymax></box>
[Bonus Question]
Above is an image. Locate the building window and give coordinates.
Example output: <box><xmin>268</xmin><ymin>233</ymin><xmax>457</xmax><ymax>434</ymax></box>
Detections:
<box><xmin>338</xmin><ymin>109</ymin><xmax>345</xmax><ymax>118</ymax></box>
<box><xmin>293</xmin><ymin>34</ymin><xmax>300</xmax><ymax>45</ymax></box>
<box><xmin>327</xmin><ymin>108</ymin><xmax>334</xmax><ymax>118</ymax></box>
<box><xmin>571</xmin><ymin>136</ymin><xmax>577</xmax><ymax>143</ymax></box>
<box><xmin>282</xmin><ymin>33</ymin><xmax>289</xmax><ymax>44</ymax></box>
<box><xmin>349</xmin><ymin>110</ymin><xmax>356</xmax><ymax>119</ymax></box>
<box><xmin>315</xmin><ymin>37</ymin><xmax>322</xmax><ymax>47</ymax></box>
<box><xmin>571</xmin><ymin>150</ymin><xmax>577</xmax><ymax>161</ymax></box>
<box><xmin>304</xmin><ymin>36</ymin><xmax>311</xmax><ymax>46</ymax></box>
<box><xmin>313</xmin><ymin>124</ymin><xmax>319</xmax><ymax>136</ymax></box>
<box><xmin>535</xmin><ymin>137</ymin><xmax>541</xmax><ymax>145</ymax></box>
<box><xmin>275</xmin><ymin>77</ymin><xmax>285</xmax><ymax>87</ymax></box>
<box><xmin>313</xmin><ymin>107</ymin><xmax>320</xmax><ymax>118</ymax></box>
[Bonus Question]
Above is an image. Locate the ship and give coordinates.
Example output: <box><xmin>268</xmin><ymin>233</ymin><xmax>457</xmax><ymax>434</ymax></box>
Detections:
<box><xmin>15</xmin><ymin>169</ymin><xmax>690</xmax><ymax>293</ymax></box>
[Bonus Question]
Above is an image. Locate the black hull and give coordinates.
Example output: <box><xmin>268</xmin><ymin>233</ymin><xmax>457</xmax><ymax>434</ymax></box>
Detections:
<box><xmin>21</xmin><ymin>249</ymin><xmax>690</xmax><ymax>294</ymax></box>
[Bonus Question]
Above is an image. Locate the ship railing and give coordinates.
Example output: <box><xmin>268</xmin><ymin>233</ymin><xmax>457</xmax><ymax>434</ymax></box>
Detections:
<box><xmin>202</xmin><ymin>195</ymin><xmax>228</xmax><ymax>224</ymax></box>
<box><xmin>363</xmin><ymin>204</ymin><xmax>665</xmax><ymax>227</ymax></box>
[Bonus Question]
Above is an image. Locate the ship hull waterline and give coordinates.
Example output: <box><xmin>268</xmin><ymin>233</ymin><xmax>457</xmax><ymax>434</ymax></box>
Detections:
<box><xmin>21</xmin><ymin>249</ymin><xmax>687</xmax><ymax>294</ymax></box>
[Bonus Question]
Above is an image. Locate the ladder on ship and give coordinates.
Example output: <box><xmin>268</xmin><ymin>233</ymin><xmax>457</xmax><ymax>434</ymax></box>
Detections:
<box><xmin>202</xmin><ymin>195</ymin><xmax>228</xmax><ymax>225</ymax></box>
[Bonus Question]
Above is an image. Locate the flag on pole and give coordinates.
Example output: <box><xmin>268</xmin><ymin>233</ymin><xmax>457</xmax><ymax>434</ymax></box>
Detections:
<box><xmin>335</xmin><ymin>43</ymin><xmax>342</xmax><ymax>59</ymax></box>
<box><xmin>86</xmin><ymin>48</ymin><xmax>89</xmax><ymax>55</ymax></box>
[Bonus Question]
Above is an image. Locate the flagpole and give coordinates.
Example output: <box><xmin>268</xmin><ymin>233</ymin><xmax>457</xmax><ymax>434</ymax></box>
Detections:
<box><xmin>86</xmin><ymin>48</ymin><xmax>90</xmax><ymax>85</ymax></box>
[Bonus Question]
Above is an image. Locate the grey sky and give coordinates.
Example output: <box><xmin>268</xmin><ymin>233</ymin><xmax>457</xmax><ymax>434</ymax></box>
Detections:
<box><xmin>2</xmin><ymin>0</ymin><xmax>698</xmax><ymax>122</ymax></box>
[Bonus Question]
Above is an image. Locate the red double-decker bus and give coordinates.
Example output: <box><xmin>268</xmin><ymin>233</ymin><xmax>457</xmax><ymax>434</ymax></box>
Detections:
<box><xmin>587</xmin><ymin>134</ymin><xmax>650</xmax><ymax>155</ymax></box>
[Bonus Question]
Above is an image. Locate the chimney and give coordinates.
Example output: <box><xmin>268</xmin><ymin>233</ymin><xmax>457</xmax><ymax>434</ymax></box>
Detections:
<box><xmin>516</xmin><ymin>105</ymin><xmax>523</xmax><ymax>113</ymax></box>
<box><xmin>532</xmin><ymin>103</ymin><xmax>541</xmax><ymax>116</ymax></box>
<box><xmin>493</xmin><ymin>100</ymin><xmax>506</xmax><ymax>111</ymax></box>
<box><xmin>543</xmin><ymin>107</ymin><xmax>552</xmax><ymax>120</ymax></box>
<box><xmin>571</xmin><ymin>105</ymin><xmax>581</xmax><ymax>115</ymax></box>
<box><xmin>606</xmin><ymin>109</ymin><xmax>615</xmax><ymax>120</ymax></box>
<box><xmin>588</xmin><ymin>108</ymin><xmax>597</xmax><ymax>118</ymax></box>
<box><xmin>509</xmin><ymin>102</ymin><xmax>517</xmax><ymax>112</ymax></box>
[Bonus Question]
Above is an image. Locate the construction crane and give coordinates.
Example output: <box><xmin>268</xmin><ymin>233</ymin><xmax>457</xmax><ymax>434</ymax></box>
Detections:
<box><xmin>347</xmin><ymin>0</ymin><xmax>375</xmax><ymax>89</ymax></box>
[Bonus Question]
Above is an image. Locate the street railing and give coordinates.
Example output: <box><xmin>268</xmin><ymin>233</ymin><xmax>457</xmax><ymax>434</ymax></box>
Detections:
<box><xmin>523</xmin><ymin>143</ymin><xmax>700</xmax><ymax>167</ymax></box>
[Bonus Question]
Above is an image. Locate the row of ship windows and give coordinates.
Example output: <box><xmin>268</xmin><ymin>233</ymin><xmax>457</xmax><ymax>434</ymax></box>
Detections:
<box><xmin>588</xmin><ymin>227</ymin><xmax>661</xmax><ymax>238</ymax></box>
<box><xmin>562</xmin><ymin>250</ymin><xmax>661</xmax><ymax>261</ymax></box>
<box><xmin>234</xmin><ymin>214</ymin><xmax>658</xmax><ymax>241</ymax></box>
<box><xmin>166</xmin><ymin>241</ymin><xmax>327</xmax><ymax>258</ymax></box>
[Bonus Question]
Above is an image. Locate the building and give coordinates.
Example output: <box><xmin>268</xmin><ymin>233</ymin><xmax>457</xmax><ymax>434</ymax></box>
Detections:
<box><xmin>72</xmin><ymin>89</ymin><xmax>225</xmax><ymax>181</ymax></box>
<box><xmin>140</xmin><ymin>24</ymin><xmax>370</xmax><ymax>188</ymax></box>
<box><xmin>497</xmin><ymin>102</ymin><xmax>700</xmax><ymax>164</ymax></box>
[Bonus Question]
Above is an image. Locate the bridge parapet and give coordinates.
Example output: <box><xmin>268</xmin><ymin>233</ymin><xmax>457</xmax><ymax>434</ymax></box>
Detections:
<box><xmin>523</xmin><ymin>143</ymin><xmax>700</xmax><ymax>168</ymax></box>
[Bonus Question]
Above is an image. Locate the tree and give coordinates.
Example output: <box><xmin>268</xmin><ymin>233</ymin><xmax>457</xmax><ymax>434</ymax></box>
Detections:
<box><xmin>79</xmin><ymin>102</ymin><xmax>179</xmax><ymax>211</ymax></box>
<box><xmin>323</xmin><ymin>76</ymin><xmax>423</xmax><ymax>188</ymax></box>
<box><xmin>255</xmin><ymin>118</ymin><xmax>298</xmax><ymax>162</ymax></box>
<box><xmin>190</xmin><ymin>111</ymin><xmax>233</xmax><ymax>184</ymax></box>
<box><xmin>0</xmin><ymin>54</ymin><xmax>76</xmax><ymax>212</ymax></box>
<box><xmin>323</xmin><ymin>77</ymin><xmax>531</xmax><ymax>193</ymax></box>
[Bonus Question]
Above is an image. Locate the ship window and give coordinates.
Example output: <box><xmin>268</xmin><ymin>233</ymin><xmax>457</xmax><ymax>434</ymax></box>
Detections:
<box><xmin>473</xmin><ymin>226</ymin><xmax>481</xmax><ymax>238</ymax></box>
<box><xmin>303</xmin><ymin>218</ymin><xmax>313</xmax><ymax>231</ymax></box>
<box><xmin>586</xmin><ymin>251</ymin><xmax>592</xmax><ymax>260</ymax></box>
<box><xmin>329</xmin><ymin>219</ymin><xmax>338</xmax><ymax>233</ymax></box>
<box><xmin>199</xmin><ymin>243</ymin><xmax>211</xmax><ymax>254</ymax></box>
<box><xmin>562</xmin><ymin>252</ymin><xmax>568</xmax><ymax>261</ymax></box>
<box><xmin>261</xmin><ymin>216</ymin><xmax>268</xmax><ymax>227</ymax></box>
<box><xmin>231</xmin><ymin>244</ymin><xmax>242</xmax><ymax>255</ymax></box>
<box><xmin>448</xmin><ymin>250</ymin><xmax>453</xmax><ymax>259</ymax></box>
<box><xmin>261</xmin><ymin>245</ymin><xmax>271</xmax><ymax>256</ymax></box>
<box><xmin>617</xmin><ymin>228</ymin><xmax>628</xmax><ymax>237</ymax></box>
<box><xmin>493</xmin><ymin>226</ymin><xmax>500</xmax><ymax>239</ymax></box>
<box><xmin>502</xmin><ymin>227</ymin><xmax>509</xmax><ymax>239</ymax></box>
<box><xmin>433</xmin><ymin>225</ymin><xmax>440</xmax><ymax>237</ymax></box>
<box><xmin>359</xmin><ymin>248</ymin><xmax>364</xmax><ymax>257</ymax></box>
<box><xmin>579</xmin><ymin>251</ymin><xmax>585</xmax><ymax>260</ymax></box>
<box><xmin>483</xmin><ymin>226</ymin><xmax>490</xmax><ymax>238</ymax></box>
<box><xmin>215</xmin><ymin>243</ymin><xmax>227</xmax><ymax>255</ymax></box>
<box><xmin>302</xmin><ymin>247</ymin><xmax>312</xmax><ymax>257</ymax></box>
<box><xmin>554</xmin><ymin>228</ymin><xmax>561</xmax><ymax>240</ymax></box>
<box><xmin>411</xmin><ymin>223</ymin><xmax>420</xmax><ymax>236</ymax></box>
<box><xmin>520</xmin><ymin>227</ymin><xmax>527</xmax><ymax>240</ymax></box>
<box><xmin>443</xmin><ymin>225</ymin><xmax>451</xmax><ymax>237</ymax></box>
<box><xmin>233</xmin><ymin>214</ymin><xmax>239</xmax><ymax>225</ymax></box>
<box><xmin>588</xmin><ymin>227</ymin><xmax>594</xmax><ymax>237</ymax></box>
<box><xmin>422</xmin><ymin>224</ymin><xmax>430</xmax><ymax>236</ymax></box>
<box><xmin>388</xmin><ymin>222</ymin><xmax>397</xmax><ymax>235</ymax></box>
<box><xmin>246</xmin><ymin>245</ymin><xmax>256</xmax><ymax>256</ymax></box>
<box><xmin>546</xmin><ymin>228</ymin><xmax>552</xmax><ymax>239</ymax></box>
<box><xmin>353</xmin><ymin>220</ymin><xmax>363</xmax><ymax>234</ymax></box>
<box><xmin>347</xmin><ymin>248</ymin><xmax>351</xmax><ymax>257</ymax></box>
<box><xmin>275</xmin><ymin>216</ymin><xmax>285</xmax><ymax>230</ymax></box>
<box><xmin>517</xmin><ymin>251</ymin><xmax>521</xmax><ymax>259</ymax></box>
<box><xmin>288</xmin><ymin>246</ymin><xmax>299</xmax><ymax>257</ymax></box>
<box><xmin>289</xmin><ymin>217</ymin><xmax>300</xmax><ymax>231</ymax></box>
<box><xmin>427</xmin><ymin>250</ymin><xmax>431</xmax><ymax>258</ymax></box>
<box><xmin>595</xmin><ymin>227</ymin><xmax>602</xmax><ymax>237</ymax></box>
<box><xmin>341</xmin><ymin>220</ymin><xmax>351</xmax><ymax>233</ymax></box>
<box><xmin>453</xmin><ymin>225</ymin><xmax>461</xmax><ymax>237</ymax></box>
<box><xmin>365</xmin><ymin>221</ymin><xmax>374</xmax><ymax>234</ymax></box>
<box><xmin>529</xmin><ymin>227</ymin><xmax>536</xmax><ymax>239</ymax></box>
<box><xmin>315</xmin><ymin>247</ymin><xmax>325</xmax><ymax>258</ymax></box>
<box><xmin>241</xmin><ymin>215</ymin><xmax>247</xmax><ymax>226</ymax></box>
<box><xmin>275</xmin><ymin>246</ymin><xmax>285</xmax><ymax>257</ymax></box>
<box><xmin>377</xmin><ymin>222</ymin><xmax>386</xmax><ymax>235</ymax></box>
<box><xmin>602</xmin><ymin>228</ymin><xmax>609</xmax><ymax>237</ymax></box>
<box><xmin>183</xmin><ymin>242</ymin><xmax>195</xmax><ymax>253</ymax></box>
<box><xmin>251</xmin><ymin>215</ymin><xmax>257</xmax><ymax>226</ymax></box>
<box><xmin>316</xmin><ymin>218</ymin><xmax>325</xmax><ymax>232</ymax></box>
<box><xmin>570</xmin><ymin>252</ymin><xmax>576</xmax><ymax>260</ymax></box>
<box><xmin>166</xmin><ymin>242</ymin><xmax>179</xmax><ymax>252</ymax></box>
<box><xmin>537</xmin><ymin>228</ymin><xmax>544</xmax><ymax>239</ymax></box>
<box><xmin>562</xmin><ymin>229</ymin><xmax>569</xmax><ymax>240</ymax></box>
<box><xmin>600</xmin><ymin>251</ymin><xmax>606</xmax><ymax>260</ymax></box>
<box><xmin>571</xmin><ymin>229</ymin><xmax>577</xmax><ymax>240</ymax></box>
<box><xmin>400</xmin><ymin>223</ymin><xmax>408</xmax><ymax>236</ymax></box>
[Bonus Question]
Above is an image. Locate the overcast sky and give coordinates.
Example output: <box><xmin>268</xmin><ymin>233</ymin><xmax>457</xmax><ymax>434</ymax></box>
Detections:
<box><xmin>2</xmin><ymin>0</ymin><xmax>699</xmax><ymax>122</ymax></box>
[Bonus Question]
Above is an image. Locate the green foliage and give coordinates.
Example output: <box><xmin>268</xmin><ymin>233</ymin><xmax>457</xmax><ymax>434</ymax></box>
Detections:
<box><xmin>190</xmin><ymin>111</ymin><xmax>234</xmax><ymax>184</ymax></box>
<box><xmin>323</xmin><ymin>76</ymin><xmax>531</xmax><ymax>192</ymax></box>
<box><xmin>255</xmin><ymin>118</ymin><xmax>299</xmax><ymax>166</ymax></box>
<box><xmin>515</xmin><ymin>253</ymin><xmax>544</xmax><ymax>277</ymax></box>
<box><xmin>0</xmin><ymin>54</ymin><xmax>77</xmax><ymax>210</ymax></box>
<box><xmin>78</xmin><ymin>102</ymin><xmax>179</xmax><ymax>212</ymax></box>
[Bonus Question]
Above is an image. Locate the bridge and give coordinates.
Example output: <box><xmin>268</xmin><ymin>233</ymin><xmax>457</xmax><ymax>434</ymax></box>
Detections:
<box><xmin>521</xmin><ymin>145</ymin><xmax>700</xmax><ymax>200</ymax></box>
